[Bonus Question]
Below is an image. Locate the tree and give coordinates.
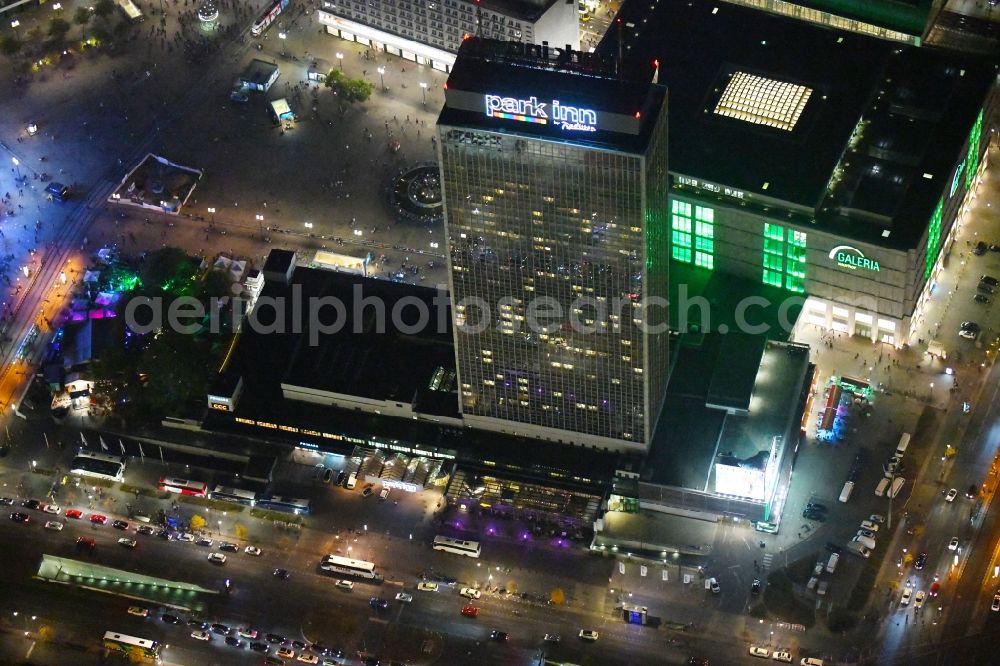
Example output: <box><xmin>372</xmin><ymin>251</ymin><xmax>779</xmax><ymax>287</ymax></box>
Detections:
<box><xmin>549</xmin><ymin>588</ymin><xmax>565</xmax><ymax>605</ymax></box>
<box><xmin>140</xmin><ymin>247</ymin><xmax>195</xmax><ymax>294</ymax></box>
<box><xmin>234</xmin><ymin>523</ymin><xmax>248</xmax><ymax>540</ymax></box>
<box><xmin>0</xmin><ymin>35</ymin><xmax>21</xmax><ymax>57</ymax></box>
<box><xmin>74</xmin><ymin>6</ymin><xmax>92</xmax><ymax>39</ymax></box>
<box><xmin>190</xmin><ymin>514</ymin><xmax>207</xmax><ymax>531</ymax></box>
<box><xmin>199</xmin><ymin>269</ymin><xmax>233</xmax><ymax>300</ymax></box>
<box><xmin>324</xmin><ymin>69</ymin><xmax>373</xmax><ymax>104</ymax></box>
<box><xmin>93</xmin><ymin>0</ymin><xmax>115</xmax><ymax>20</ymax></box>
<box><xmin>48</xmin><ymin>17</ymin><xmax>71</xmax><ymax>41</ymax></box>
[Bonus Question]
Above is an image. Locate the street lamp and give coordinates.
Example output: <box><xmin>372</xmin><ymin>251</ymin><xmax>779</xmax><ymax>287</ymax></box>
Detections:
<box><xmin>207</xmin><ymin>207</ymin><xmax>215</xmax><ymax>223</ymax></box>
<box><xmin>52</xmin><ymin>2</ymin><xmax>62</xmax><ymax>9</ymax></box>
<box><xmin>10</xmin><ymin>19</ymin><xmax>19</xmax><ymax>39</ymax></box>
<box><xmin>278</xmin><ymin>32</ymin><xmax>286</xmax><ymax>56</ymax></box>
<box><xmin>336</xmin><ymin>52</ymin><xmax>344</xmax><ymax>70</ymax></box>
<box><xmin>255</xmin><ymin>213</ymin><xmax>264</xmax><ymax>238</ymax></box>
<box><xmin>420</xmin><ymin>81</ymin><xmax>428</xmax><ymax>107</ymax></box>
<box><xmin>377</xmin><ymin>66</ymin><xmax>385</xmax><ymax>91</ymax></box>
<box><xmin>11</xmin><ymin>157</ymin><xmax>20</xmax><ymax>180</ymax></box>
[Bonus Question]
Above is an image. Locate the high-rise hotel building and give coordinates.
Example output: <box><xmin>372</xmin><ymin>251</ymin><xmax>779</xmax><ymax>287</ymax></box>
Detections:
<box><xmin>437</xmin><ymin>39</ymin><xmax>670</xmax><ymax>453</ymax></box>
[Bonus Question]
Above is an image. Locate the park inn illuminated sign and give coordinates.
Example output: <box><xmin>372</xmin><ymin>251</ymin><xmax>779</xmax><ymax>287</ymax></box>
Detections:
<box><xmin>829</xmin><ymin>245</ymin><xmax>881</xmax><ymax>272</ymax></box>
<box><xmin>484</xmin><ymin>95</ymin><xmax>598</xmax><ymax>132</ymax></box>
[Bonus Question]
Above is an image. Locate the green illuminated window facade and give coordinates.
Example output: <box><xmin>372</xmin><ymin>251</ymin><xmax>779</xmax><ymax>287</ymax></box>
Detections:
<box><xmin>762</xmin><ymin>222</ymin><xmax>806</xmax><ymax>293</ymax></box>
<box><xmin>671</xmin><ymin>199</ymin><xmax>714</xmax><ymax>270</ymax></box>
<box><xmin>966</xmin><ymin>109</ymin><xmax>984</xmax><ymax>191</ymax></box>
<box><xmin>926</xmin><ymin>197</ymin><xmax>943</xmax><ymax>280</ymax></box>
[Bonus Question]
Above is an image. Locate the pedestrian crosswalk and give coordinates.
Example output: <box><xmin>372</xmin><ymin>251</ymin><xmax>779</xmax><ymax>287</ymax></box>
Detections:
<box><xmin>761</xmin><ymin>553</ymin><xmax>774</xmax><ymax>570</ymax></box>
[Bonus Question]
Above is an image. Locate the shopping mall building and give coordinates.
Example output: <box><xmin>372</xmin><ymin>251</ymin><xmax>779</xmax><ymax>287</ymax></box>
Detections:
<box><xmin>317</xmin><ymin>0</ymin><xmax>578</xmax><ymax>73</ymax></box>
<box><xmin>606</xmin><ymin>0</ymin><xmax>997</xmax><ymax>346</ymax></box>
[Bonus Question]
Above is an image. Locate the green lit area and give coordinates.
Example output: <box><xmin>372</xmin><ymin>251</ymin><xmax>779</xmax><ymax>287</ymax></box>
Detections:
<box><xmin>762</xmin><ymin>222</ymin><xmax>806</xmax><ymax>293</ymax></box>
<box><xmin>670</xmin><ymin>198</ymin><xmax>715</xmax><ymax>270</ymax></box>
<box><xmin>966</xmin><ymin>109</ymin><xmax>984</xmax><ymax>191</ymax></box>
<box><xmin>926</xmin><ymin>198</ymin><xmax>943</xmax><ymax>280</ymax></box>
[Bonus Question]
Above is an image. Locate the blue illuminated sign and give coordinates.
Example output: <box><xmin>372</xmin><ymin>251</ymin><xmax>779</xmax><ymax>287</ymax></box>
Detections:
<box><xmin>484</xmin><ymin>95</ymin><xmax>598</xmax><ymax>132</ymax></box>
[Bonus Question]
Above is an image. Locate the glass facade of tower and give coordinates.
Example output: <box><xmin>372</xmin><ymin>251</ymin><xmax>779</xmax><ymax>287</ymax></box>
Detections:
<box><xmin>440</xmin><ymin>125</ymin><xmax>668</xmax><ymax>450</ymax></box>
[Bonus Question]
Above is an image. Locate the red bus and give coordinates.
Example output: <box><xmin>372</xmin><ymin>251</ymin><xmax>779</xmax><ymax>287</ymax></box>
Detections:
<box><xmin>159</xmin><ymin>477</ymin><xmax>208</xmax><ymax>497</ymax></box>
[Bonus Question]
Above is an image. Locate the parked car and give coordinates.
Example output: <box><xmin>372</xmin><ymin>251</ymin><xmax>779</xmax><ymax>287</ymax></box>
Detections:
<box><xmin>945</xmin><ymin>488</ymin><xmax>958</xmax><ymax>502</ymax></box>
<box><xmin>749</xmin><ymin>646</ymin><xmax>770</xmax><ymax>658</ymax></box>
<box><xmin>64</xmin><ymin>509</ymin><xmax>82</xmax><ymax>519</ymax></box>
<box><xmin>992</xmin><ymin>592</ymin><xmax>1000</xmax><ymax>612</ymax></box>
<box><xmin>461</xmin><ymin>605</ymin><xmax>479</xmax><ymax>618</ymax></box>
<box><xmin>196</xmin><ymin>537</ymin><xmax>214</xmax><ymax>547</ymax></box>
<box><xmin>369</xmin><ymin>597</ymin><xmax>389</xmax><ymax>611</ymax></box>
<box><xmin>335</xmin><ymin>579</ymin><xmax>353</xmax><ymax>590</ymax></box>
<box><xmin>219</xmin><ymin>542</ymin><xmax>239</xmax><ymax>552</ymax></box>
<box><xmin>207</xmin><ymin>553</ymin><xmax>227</xmax><ymax>564</ymax></box>
<box><xmin>901</xmin><ymin>584</ymin><xmax>913</xmax><ymax>606</ymax></box>
<box><xmin>949</xmin><ymin>537</ymin><xmax>960</xmax><ymax>551</ymax></box>
<box><xmin>490</xmin><ymin>631</ymin><xmax>509</xmax><ymax>642</ymax></box>
<box><xmin>9</xmin><ymin>512</ymin><xmax>29</xmax><ymax>523</ymax></box>
<box><xmin>225</xmin><ymin>636</ymin><xmax>243</xmax><ymax>647</ymax></box>
<box><xmin>44</xmin><ymin>520</ymin><xmax>63</xmax><ymax>531</ymax></box>
<box><xmin>915</xmin><ymin>552</ymin><xmax>927</xmax><ymax>569</ymax></box>
<box><xmin>191</xmin><ymin>630</ymin><xmax>211</xmax><ymax>641</ymax></box>
<box><xmin>137</xmin><ymin>525</ymin><xmax>155</xmax><ymax>535</ymax></box>
<box><xmin>578</xmin><ymin>629</ymin><xmax>599</xmax><ymax>642</ymax></box>
<box><xmin>417</xmin><ymin>582</ymin><xmax>438</xmax><ymax>592</ymax></box>
<box><xmin>395</xmin><ymin>592</ymin><xmax>413</xmax><ymax>603</ymax></box>
<box><xmin>161</xmin><ymin>614</ymin><xmax>182</xmax><ymax>624</ymax></box>
<box><xmin>176</xmin><ymin>533</ymin><xmax>196</xmax><ymax>542</ymax></box>
<box><xmin>127</xmin><ymin>607</ymin><xmax>149</xmax><ymax>618</ymax></box>
<box><xmin>245</xmin><ymin>545</ymin><xmax>262</xmax><ymax>556</ymax></box>
<box><xmin>89</xmin><ymin>514</ymin><xmax>107</xmax><ymax>525</ymax></box>
<box><xmin>914</xmin><ymin>590</ymin><xmax>926</xmax><ymax>610</ymax></box>
<box><xmin>460</xmin><ymin>587</ymin><xmax>481</xmax><ymax>599</ymax></box>
<box><xmin>21</xmin><ymin>499</ymin><xmax>41</xmax><ymax>510</ymax></box>
<box><xmin>118</xmin><ymin>538</ymin><xmax>137</xmax><ymax>549</ymax></box>
<box><xmin>42</xmin><ymin>504</ymin><xmax>60</xmax><ymax>514</ymax></box>
<box><xmin>112</xmin><ymin>520</ymin><xmax>130</xmax><ymax>530</ymax></box>
<box><xmin>274</xmin><ymin>568</ymin><xmax>291</xmax><ymax>580</ymax></box>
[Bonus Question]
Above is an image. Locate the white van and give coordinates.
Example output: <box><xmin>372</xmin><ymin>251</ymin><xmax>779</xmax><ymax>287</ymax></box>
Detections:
<box><xmin>875</xmin><ymin>478</ymin><xmax>890</xmax><ymax>497</ymax></box>
<box><xmin>896</xmin><ymin>432</ymin><xmax>911</xmax><ymax>457</ymax></box>
<box><xmin>826</xmin><ymin>552</ymin><xmax>839</xmax><ymax>573</ymax></box>
<box><xmin>839</xmin><ymin>481</ymin><xmax>854</xmax><ymax>503</ymax></box>
<box><xmin>846</xmin><ymin>540</ymin><xmax>871</xmax><ymax>558</ymax></box>
<box><xmin>345</xmin><ymin>472</ymin><xmax>357</xmax><ymax>490</ymax></box>
<box><xmin>887</xmin><ymin>477</ymin><xmax>906</xmax><ymax>498</ymax></box>
<box><xmin>800</xmin><ymin>658</ymin><xmax>824</xmax><ymax>666</ymax></box>
<box><xmin>817</xmin><ymin>581</ymin><xmax>828</xmax><ymax>596</ymax></box>
<box><xmin>853</xmin><ymin>534</ymin><xmax>876</xmax><ymax>550</ymax></box>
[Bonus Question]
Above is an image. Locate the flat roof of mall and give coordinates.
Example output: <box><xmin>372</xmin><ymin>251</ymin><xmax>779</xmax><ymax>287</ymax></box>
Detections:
<box><xmin>644</xmin><ymin>334</ymin><xmax>810</xmax><ymax>491</ymax></box>
<box><xmin>602</xmin><ymin>0</ymin><xmax>996</xmax><ymax>249</ymax></box>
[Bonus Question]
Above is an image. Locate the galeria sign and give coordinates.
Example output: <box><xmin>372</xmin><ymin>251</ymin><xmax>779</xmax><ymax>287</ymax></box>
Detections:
<box><xmin>829</xmin><ymin>245</ymin><xmax>880</xmax><ymax>272</ymax></box>
<box><xmin>484</xmin><ymin>95</ymin><xmax>598</xmax><ymax>132</ymax></box>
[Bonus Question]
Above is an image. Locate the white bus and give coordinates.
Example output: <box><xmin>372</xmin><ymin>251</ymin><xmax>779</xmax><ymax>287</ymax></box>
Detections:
<box><xmin>257</xmin><ymin>496</ymin><xmax>311</xmax><ymax>515</ymax></box>
<box><xmin>432</xmin><ymin>535</ymin><xmax>481</xmax><ymax>558</ymax></box>
<box><xmin>896</xmin><ymin>432</ymin><xmax>911</xmax><ymax>457</ymax></box>
<box><xmin>209</xmin><ymin>485</ymin><xmax>258</xmax><ymax>506</ymax></box>
<box><xmin>71</xmin><ymin>451</ymin><xmax>125</xmax><ymax>482</ymax></box>
<box><xmin>320</xmin><ymin>555</ymin><xmax>382</xmax><ymax>581</ymax></box>
<box><xmin>159</xmin><ymin>477</ymin><xmax>208</xmax><ymax>497</ymax></box>
<box><xmin>103</xmin><ymin>631</ymin><xmax>160</xmax><ymax>662</ymax></box>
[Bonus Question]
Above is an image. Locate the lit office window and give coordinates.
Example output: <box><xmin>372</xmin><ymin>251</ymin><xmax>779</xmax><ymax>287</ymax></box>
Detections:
<box><xmin>671</xmin><ymin>199</ymin><xmax>714</xmax><ymax>270</ymax></box>
<box><xmin>761</xmin><ymin>222</ymin><xmax>806</xmax><ymax>293</ymax></box>
<box><xmin>966</xmin><ymin>109</ymin><xmax>984</xmax><ymax>191</ymax></box>
<box><xmin>926</xmin><ymin>197</ymin><xmax>943</xmax><ymax>280</ymax></box>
